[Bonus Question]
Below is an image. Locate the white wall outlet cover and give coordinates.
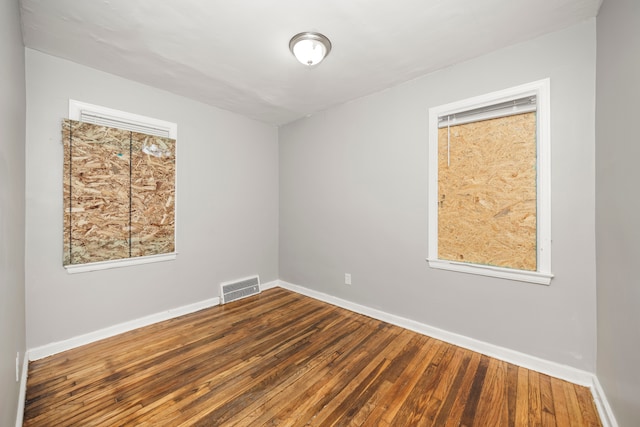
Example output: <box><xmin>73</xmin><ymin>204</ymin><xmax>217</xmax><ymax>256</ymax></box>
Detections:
<box><xmin>345</xmin><ymin>273</ymin><xmax>352</xmax><ymax>285</ymax></box>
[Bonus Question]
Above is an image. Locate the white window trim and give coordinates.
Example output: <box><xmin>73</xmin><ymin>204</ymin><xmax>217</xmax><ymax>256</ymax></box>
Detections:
<box><xmin>65</xmin><ymin>100</ymin><xmax>178</xmax><ymax>274</ymax></box>
<box><xmin>427</xmin><ymin>79</ymin><xmax>552</xmax><ymax>285</ymax></box>
<box><xmin>69</xmin><ymin>100</ymin><xmax>177</xmax><ymax>138</ymax></box>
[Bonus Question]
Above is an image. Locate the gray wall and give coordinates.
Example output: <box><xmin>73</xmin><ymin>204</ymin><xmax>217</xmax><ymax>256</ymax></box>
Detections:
<box><xmin>25</xmin><ymin>49</ymin><xmax>279</xmax><ymax>349</ymax></box>
<box><xmin>280</xmin><ymin>21</ymin><xmax>598</xmax><ymax>371</ymax></box>
<box><xmin>0</xmin><ymin>0</ymin><xmax>26</xmax><ymax>425</ymax></box>
<box><xmin>596</xmin><ymin>0</ymin><xmax>640</xmax><ymax>425</ymax></box>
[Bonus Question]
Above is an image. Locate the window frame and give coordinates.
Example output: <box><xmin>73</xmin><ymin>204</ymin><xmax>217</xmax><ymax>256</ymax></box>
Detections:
<box><xmin>64</xmin><ymin>100</ymin><xmax>178</xmax><ymax>274</ymax></box>
<box><xmin>427</xmin><ymin>79</ymin><xmax>552</xmax><ymax>285</ymax></box>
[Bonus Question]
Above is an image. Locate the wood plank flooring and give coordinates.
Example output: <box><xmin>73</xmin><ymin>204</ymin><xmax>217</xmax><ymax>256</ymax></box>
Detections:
<box><xmin>23</xmin><ymin>288</ymin><xmax>602</xmax><ymax>426</ymax></box>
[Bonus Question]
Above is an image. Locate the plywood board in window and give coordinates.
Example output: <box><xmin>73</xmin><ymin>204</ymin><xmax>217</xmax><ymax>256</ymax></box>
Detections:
<box><xmin>130</xmin><ymin>131</ymin><xmax>175</xmax><ymax>257</ymax></box>
<box><xmin>437</xmin><ymin>112</ymin><xmax>537</xmax><ymax>271</ymax></box>
<box><xmin>63</xmin><ymin>120</ymin><xmax>131</xmax><ymax>264</ymax></box>
<box><xmin>62</xmin><ymin>120</ymin><xmax>176</xmax><ymax>266</ymax></box>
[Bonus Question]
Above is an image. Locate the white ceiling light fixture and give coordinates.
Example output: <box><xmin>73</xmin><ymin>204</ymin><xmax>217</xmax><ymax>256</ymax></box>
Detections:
<box><xmin>289</xmin><ymin>32</ymin><xmax>332</xmax><ymax>67</ymax></box>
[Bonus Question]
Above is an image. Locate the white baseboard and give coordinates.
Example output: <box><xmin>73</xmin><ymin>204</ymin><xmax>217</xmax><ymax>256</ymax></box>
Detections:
<box><xmin>22</xmin><ymin>278</ymin><xmax>615</xmax><ymax>426</ymax></box>
<box><xmin>591</xmin><ymin>376</ymin><xmax>619</xmax><ymax>427</ymax></box>
<box><xmin>277</xmin><ymin>280</ymin><xmax>622</xmax><ymax>426</ymax></box>
<box><xmin>261</xmin><ymin>279</ymin><xmax>279</xmax><ymax>291</ymax></box>
<box><xmin>28</xmin><ymin>279</ymin><xmax>279</xmax><ymax>361</ymax></box>
<box><xmin>15</xmin><ymin>352</ymin><xmax>28</xmax><ymax>427</ymax></box>
<box><xmin>28</xmin><ymin>296</ymin><xmax>218</xmax><ymax>361</ymax></box>
<box><xmin>277</xmin><ymin>280</ymin><xmax>594</xmax><ymax>386</ymax></box>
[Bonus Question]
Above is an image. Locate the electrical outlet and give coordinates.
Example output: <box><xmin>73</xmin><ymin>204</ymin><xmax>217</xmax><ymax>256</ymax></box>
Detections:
<box><xmin>345</xmin><ymin>273</ymin><xmax>352</xmax><ymax>285</ymax></box>
<box><xmin>15</xmin><ymin>352</ymin><xmax>20</xmax><ymax>382</ymax></box>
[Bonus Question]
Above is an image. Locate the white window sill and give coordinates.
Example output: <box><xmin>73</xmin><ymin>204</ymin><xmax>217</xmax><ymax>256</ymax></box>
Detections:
<box><xmin>65</xmin><ymin>253</ymin><xmax>177</xmax><ymax>274</ymax></box>
<box><xmin>427</xmin><ymin>258</ymin><xmax>553</xmax><ymax>285</ymax></box>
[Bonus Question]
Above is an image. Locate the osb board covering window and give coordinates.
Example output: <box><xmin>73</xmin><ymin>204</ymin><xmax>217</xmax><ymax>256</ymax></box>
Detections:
<box><xmin>437</xmin><ymin>112</ymin><xmax>537</xmax><ymax>271</ymax></box>
<box><xmin>62</xmin><ymin>119</ymin><xmax>176</xmax><ymax>265</ymax></box>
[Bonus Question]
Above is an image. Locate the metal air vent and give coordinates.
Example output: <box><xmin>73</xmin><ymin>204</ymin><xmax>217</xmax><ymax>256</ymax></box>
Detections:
<box><xmin>220</xmin><ymin>275</ymin><xmax>261</xmax><ymax>304</ymax></box>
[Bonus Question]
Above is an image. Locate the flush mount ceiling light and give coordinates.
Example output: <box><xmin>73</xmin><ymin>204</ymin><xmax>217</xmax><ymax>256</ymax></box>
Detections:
<box><xmin>289</xmin><ymin>32</ymin><xmax>332</xmax><ymax>67</ymax></box>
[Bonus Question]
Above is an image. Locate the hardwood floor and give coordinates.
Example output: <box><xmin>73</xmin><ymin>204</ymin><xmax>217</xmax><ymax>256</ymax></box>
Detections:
<box><xmin>24</xmin><ymin>288</ymin><xmax>601</xmax><ymax>426</ymax></box>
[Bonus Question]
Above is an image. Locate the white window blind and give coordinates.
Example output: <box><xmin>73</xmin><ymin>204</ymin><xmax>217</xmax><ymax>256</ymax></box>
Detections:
<box><xmin>69</xmin><ymin>100</ymin><xmax>177</xmax><ymax>138</ymax></box>
<box><xmin>438</xmin><ymin>95</ymin><xmax>537</xmax><ymax>128</ymax></box>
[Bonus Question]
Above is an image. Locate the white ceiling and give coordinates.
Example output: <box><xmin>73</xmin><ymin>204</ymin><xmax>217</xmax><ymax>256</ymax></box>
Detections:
<box><xmin>20</xmin><ymin>0</ymin><xmax>602</xmax><ymax>125</ymax></box>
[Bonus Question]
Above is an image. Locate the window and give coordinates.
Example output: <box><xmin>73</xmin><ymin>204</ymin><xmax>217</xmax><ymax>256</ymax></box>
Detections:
<box><xmin>427</xmin><ymin>79</ymin><xmax>552</xmax><ymax>285</ymax></box>
<box><xmin>63</xmin><ymin>100</ymin><xmax>177</xmax><ymax>273</ymax></box>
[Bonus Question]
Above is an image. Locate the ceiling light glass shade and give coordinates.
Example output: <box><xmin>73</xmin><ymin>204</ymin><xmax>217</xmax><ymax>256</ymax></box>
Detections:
<box><xmin>289</xmin><ymin>32</ymin><xmax>332</xmax><ymax>67</ymax></box>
